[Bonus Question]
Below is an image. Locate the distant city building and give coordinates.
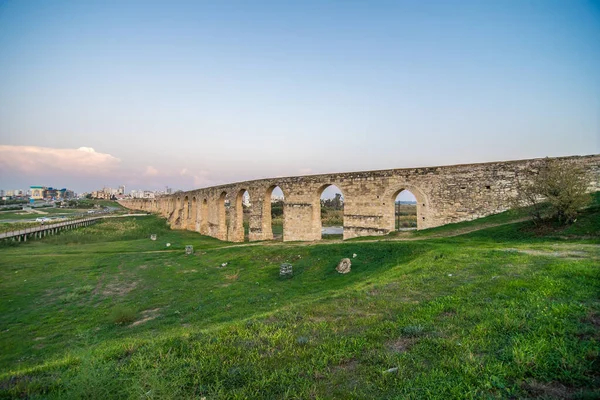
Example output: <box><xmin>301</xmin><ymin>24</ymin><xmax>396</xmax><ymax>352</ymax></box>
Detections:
<box><xmin>30</xmin><ymin>186</ymin><xmax>46</xmax><ymax>200</ymax></box>
<box><xmin>57</xmin><ymin>188</ymin><xmax>75</xmax><ymax>199</ymax></box>
<box><xmin>118</xmin><ymin>185</ymin><xmax>125</xmax><ymax>195</ymax></box>
<box><xmin>29</xmin><ymin>185</ymin><xmax>74</xmax><ymax>200</ymax></box>
<box><xmin>92</xmin><ymin>190</ymin><xmax>112</xmax><ymax>199</ymax></box>
<box><xmin>46</xmin><ymin>187</ymin><xmax>59</xmax><ymax>199</ymax></box>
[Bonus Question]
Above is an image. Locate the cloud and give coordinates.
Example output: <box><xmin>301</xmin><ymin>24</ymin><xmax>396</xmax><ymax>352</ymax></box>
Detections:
<box><xmin>177</xmin><ymin>166</ymin><xmax>212</xmax><ymax>187</ymax></box>
<box><xmin>192</xmin><ymin>170</ymin><xmax>212</xmax><ymax>187</ymax></box>
<box><xmin>144</xmin><ymin>166</ymin><xmax>159</xmax><ymax>176</ymax></box>
<box><xmin>0</xmin><ymin>145</ymin><xmax>120</xmax><ymax>176</ymax></box>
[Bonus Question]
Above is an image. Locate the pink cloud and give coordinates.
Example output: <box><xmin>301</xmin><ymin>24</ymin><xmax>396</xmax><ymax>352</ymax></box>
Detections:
<box><xmin>144</xmin><ymin>166</ymin><xmax>159</xmax><ymax>177</ymax></box>
<box><xmin>0</xmin><ymin>145</ymin><xmax>120</xmax><ymax>176</ymax></box>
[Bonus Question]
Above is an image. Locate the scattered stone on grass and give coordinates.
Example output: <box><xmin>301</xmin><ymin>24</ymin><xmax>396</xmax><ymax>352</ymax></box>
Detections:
<box><xmin>150</xmin><ymin>234</ymin><xmax>157</xmax><ymax>241</ymax></box>
<box><xmin>383</xmin><ymin>367</ymin><xmax>398</xmax><ymax>374</ymax></box>
<box><xmin>166</xmin><ymin>243</ymin><xmax>171</xmax><ymax>247</ymax></box>
<box><xmin>336</xmin><ymin>258</ymin><xmax>352</xmax><ymax>274</ymax></box>
<box><xmin>185</xmin><ymin>245</ymin><xmax>194</xmax><ymax>255</ymax></box>
<box><xmin>353</xmin><ymin>253</ymin><xmax>357</xmax><ymax>258</ymax></box>
<box><xmin>221</xmin><ymin>262</ymin><xmax>228</xmax><ymax>267</ymax></box>
<box><xmin>280</xmin><ymin>263</ymin><xmax>293</xmax><ymax>277</ymax></box>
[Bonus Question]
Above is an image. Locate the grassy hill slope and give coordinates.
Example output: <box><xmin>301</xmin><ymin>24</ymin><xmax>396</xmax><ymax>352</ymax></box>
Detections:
<box><xmin>0</xmin><ymin>197</ymin><xmax>599</xmax><ymax>399</ymax></box>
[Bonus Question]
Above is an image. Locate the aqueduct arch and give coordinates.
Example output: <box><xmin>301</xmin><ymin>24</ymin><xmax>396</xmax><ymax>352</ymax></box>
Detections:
<box><xmin>121</xmin><ymin>155</ymin><xmax>600</xmax><ymax>243</ymax></box>
<box><xmin>262</xmin><ymin>185</ymin><xmax>286</xmax><ymax>241</ymax></box>
<box><xmin>190</xmin><ymin>197</ymin><xmax>197</xmax><ymax>231</ymax></box>
<box><xmin>385</xmin><ymin>184</ymin><xmax>428</xmax><ymax>231</ymax></box>
<box><xmin>217</xmin><ymin>191</ymin><xmax>228</xmax><ymax>241</ymax></box>
<box><xmin>315</xmin><ymin>183</ymin><xmax>345</xmax><ymax>239</ymax></box>
<box><xmin>200</xmin><ymin>198</ymin><xmax>208</xmax><ymax>235</ymax></box>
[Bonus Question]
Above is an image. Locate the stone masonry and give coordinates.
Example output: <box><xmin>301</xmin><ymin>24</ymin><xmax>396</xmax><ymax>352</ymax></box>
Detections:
<box><xmin>120</xmin><ymin>155</ymin><xmax>600</xmax><ymax>242</ymax></box>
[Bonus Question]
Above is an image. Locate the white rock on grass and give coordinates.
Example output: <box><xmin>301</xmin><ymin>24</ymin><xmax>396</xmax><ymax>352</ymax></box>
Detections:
<box><xmin>336</xmin><ymin>258</ymin><xmax>351</xmax><ymax>274</ymax></box>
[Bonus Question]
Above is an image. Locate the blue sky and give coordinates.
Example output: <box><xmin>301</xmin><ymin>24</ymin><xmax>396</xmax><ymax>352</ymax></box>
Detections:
<box><xmin>0</xmin><ymin>0</ymin><xmax>598</xmax><ymax>195</ymax></box>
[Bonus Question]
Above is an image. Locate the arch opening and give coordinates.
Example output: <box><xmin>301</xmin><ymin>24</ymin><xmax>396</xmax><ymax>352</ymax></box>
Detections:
<box><xmin>393</xmin><ymin>190</ymin><xmax>417</xmax><ymax>230</ymax></box>
<box><xmin>264</xmin><ymin>185</ymin><xmax>285</xmax><ymax>241</ymax></box>
<box><xmin>235</xmin><ymin>189</ymin><xmax>251</xmax><ymax>242</ymax></box>
<box><xmin>318</xmin><ymin>184</ymin><xmax>344</xmax><ymax>239</ymax></box>
<box><xmin>200</xmin><ymin>198</ymin><xmax>208</xmax><ymax>235</ymax></box>
<box><xmin>218</xmin><ymin>191</ymin><xmax>229</xmax><ymax>240</ymax></box>
<box><xmin>182</xmin><ymin>196</ymin><xmax>189</xmax><ymax>229</ymax></box>
<box><xmin>190</xmin><ymin>196</ymin><xmax>197</xmax><ymax>230</ymax></box>
<box><xmin>173</xmin><ymin>197</ymin><xmax>181</xmax><ymax>225</ymax></box>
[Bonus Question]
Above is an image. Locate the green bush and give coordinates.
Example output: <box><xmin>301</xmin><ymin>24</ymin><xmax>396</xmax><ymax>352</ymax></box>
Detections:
<box><xmin>515</xmin><ymin>158</ymin><xmax>591</xmax><ymax>225</ymax></box>
<box><xmin>109</xmin><ymin>306</ymin><xmax>136</xmax><ymax>325</ymax></box>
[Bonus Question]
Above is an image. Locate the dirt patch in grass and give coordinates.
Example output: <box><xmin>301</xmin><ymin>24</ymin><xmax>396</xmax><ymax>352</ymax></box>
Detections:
<box><xmin>0</xmin><ymin>374</ymin><xmax>33</xmax><ymax>392</ymax></box>
<box><xmin>387</xmin><ymin>337</ymin><xmax>417</xmax><ymax>353</ymax></box>
<box><xmin>586</xmin><ymin>312</ymin><xmax>600</xmax><ymax>328</ymax></box>
<box><xmin>177</xmin><ymin>269</ymin><xmax>197</xmax><ymax>274</ymax></box>
<box><xmin>333</xmin><ymin>358</ymin><xmax>358</xmax><ymax>372</ymax></box>
<box><xmin>502</xmin><ymin>248</ymin><xmax>594</xmax><ymax>259</ymax></box>
<box><xmin>92</xmin><ymin>273</ymin><xmax>105</xmax><ymax>296</ymax></box>
<box><xmin>224</xmin><ymin>270</ymin><xmax>240</xmax><ymax>281</ymax></box>
<box><xmin>102</xmin><ymin>280</ymin><xmax>138</xmax><ymax>297</ymax></box>
<box><xmin>43</xmin><ymin>288</ymin><xmax>64</xmax><ymax>301</ymax></box>
<box><xmin>521</xmin><ymin>380</ymin><xmax>576</xmax><ymax>399</ymax></box>
<box><xmin>138</xmin><ymin>265</ymin><xmax>148</xmax><ymax>269</ymax></box>
<box><xmin>580</xmin><ymin>312</ymin><xmax>600</xmax><ymax>340</ymax></box>
<box><xmin>437</xmin><ymin>310</ymin><xmax>457</xmax><ymax>319</ymax></box>
<box><xmin>129</xmin><ymin>308</ymin><xmax>161</xmax><ymax>327</ymax></box>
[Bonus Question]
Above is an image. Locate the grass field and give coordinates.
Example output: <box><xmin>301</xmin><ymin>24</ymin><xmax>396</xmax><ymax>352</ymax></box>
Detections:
<box><xmin>0</xmin><ymin>208</ymin><xmax>91</xmax><ymax>222</ymax></box>
<box><xmin>0</xmin><ymin>196</ymin><xmax>599</xmax><ymax>399</ymax></box>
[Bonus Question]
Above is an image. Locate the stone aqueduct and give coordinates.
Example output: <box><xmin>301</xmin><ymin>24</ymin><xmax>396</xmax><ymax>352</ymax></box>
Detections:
<box><xmin>120</xmin><ymin>155</ymin><xmax>600</xmax><ymax>242</ymax></box>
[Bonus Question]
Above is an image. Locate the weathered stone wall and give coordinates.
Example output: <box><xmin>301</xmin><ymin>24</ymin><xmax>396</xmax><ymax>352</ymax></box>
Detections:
<box><xmin>120</xmin><ymin>154</ymin><xmax>600</xmax><ymax>242</ymax></box>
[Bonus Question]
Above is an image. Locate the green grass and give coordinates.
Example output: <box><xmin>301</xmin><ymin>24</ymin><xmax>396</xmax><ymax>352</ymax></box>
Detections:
<box><xmin>0</xmin><ymin>212</ymin><xmax>43</xmax><ymax>221</ymax></box>
<box><xmin>37</xmin><ymin>208</ymin><xmax>85</xmax><ymax>215</ymax></box>
<box><xmin>0</xmin><ymin>208</ymin><xmax>91</xmax><ymax>222</ymax></box>
<box><xmin>0</xmin><ymin>222</ymin><xmax>40</xmax><ymax>233</ymax></box>
<box><xmin>0</xmin><ymin>203</ymin><xmax>599</xmax><ymax>399</ymax></box>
